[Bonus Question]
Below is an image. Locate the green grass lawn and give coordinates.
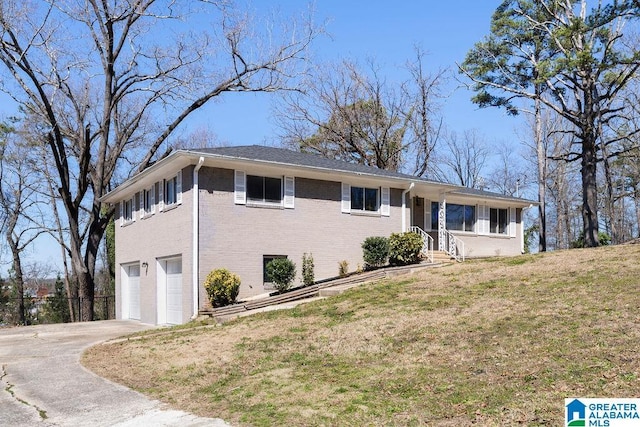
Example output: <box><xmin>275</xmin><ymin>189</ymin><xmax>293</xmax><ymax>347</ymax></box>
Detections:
<box><xmin>83</xmin><ymin>244</ymin><xmax>640</xmax><ymax>426</ymax></box>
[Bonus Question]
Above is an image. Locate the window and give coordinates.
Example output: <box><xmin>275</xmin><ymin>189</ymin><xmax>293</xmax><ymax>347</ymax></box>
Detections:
<box><xmin>431</xmin><ymin>202</ymin><xmax>439</xmax><ymax>230</ymax></box>
<box><xmin>351</xmin><ymin>186</ymin><xmax>379</xmax><ymax>212</ymax></box>
<box><xmin>490</xmin><ymin>208</ymin><xmax>508</xmax><ymax>234</ymax></box>
<box><xmin>161</xmin><ymin>170</ymin><xmax>182</xmax><ymax>209</ymax></box>
<box><xmin>235</xmin><ymin>171</ymin><xmax>295</xmax><ymax>208</ymax></box>
<box><xmin>247</xmin><ymin>175</ymin><xmax>282</xmax><ymax>204</ymax></box>
<box><xmin>142</xmin><ymin>186</ymin><xmax>155</xmax><ymax>217</ymax></box>
<box><xmin>121</xmin><ymin>197</ymin><xmax>134</xmax><ymax>225</ymax></box>
<box><xmin>166</xmin><ymin>176</ymin><xmax>177</xmax><ymax>205</ymax></box>
<box><xmin>445</xmin><ymin>203</ymin><xmax>475</xmax><ymax>232</ymax></box>
<box><xmin>263</xmin><ymin>255</ymin><xmax>286</xmax><ymax>284</ymax></box>
<box><xmin>341</xmin><ymin>183</ymin><xmax>389</xmax><ymax>216</ymax></box>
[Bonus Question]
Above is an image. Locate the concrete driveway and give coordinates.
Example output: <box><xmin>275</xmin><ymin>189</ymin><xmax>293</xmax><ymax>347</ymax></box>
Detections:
<box><xmin>0</xmin><ymin>320</ymin><xmax>230</xmax><ymax>426</ymax></box>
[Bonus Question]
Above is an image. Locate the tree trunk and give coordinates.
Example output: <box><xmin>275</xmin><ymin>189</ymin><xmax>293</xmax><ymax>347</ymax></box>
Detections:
<box><xmin>535</xmin><ymin>97</ymin><xmax>547</xmax><ymax>252</ymax></box>
<box><xmin>634</xmin><ymin>186</ymin><xmax>640</xmax><ymax>238</ymax></box>
<box><xmin>581</xmin><ymin>137</ymin><xmax>599</xmax><ymax>247</ymax></box>
<box><xmin>601</xmin><ymin>143</ymin><xmax>618</xmax><ymax>243</ymax></box>
<box><xmin>8</xmin><ymin>237</ymin><xmax>26</xmax><ymax>325</ymax></box>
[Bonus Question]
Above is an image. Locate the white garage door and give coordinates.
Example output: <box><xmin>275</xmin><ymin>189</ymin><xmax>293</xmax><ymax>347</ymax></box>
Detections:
<box><xmin>128</xmin><ymin>264</ymin><xmax>141</xmax><ymax>320</ymax></box>
<box><xmin>166</xmin><ymin>259</ymin><xmax>182</xmax><ymax>325</ymax></box>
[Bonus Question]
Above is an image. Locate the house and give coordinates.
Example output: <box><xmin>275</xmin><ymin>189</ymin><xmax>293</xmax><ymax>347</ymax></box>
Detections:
<box><xmin>102</xmin><ymin>145</ymin><xmax>535</xmax><ymax>325</ymax></box>
<box><xmin>566</xmin><ymin>399</ymin><xmax>586</xmax><ymax>424</ymax></box>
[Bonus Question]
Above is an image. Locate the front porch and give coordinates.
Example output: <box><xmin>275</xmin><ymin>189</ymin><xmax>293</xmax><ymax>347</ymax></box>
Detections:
<box><xmin>409</xmin><ymin>195</ymin><xmax>465</xmax><ymax>262</ymax></box>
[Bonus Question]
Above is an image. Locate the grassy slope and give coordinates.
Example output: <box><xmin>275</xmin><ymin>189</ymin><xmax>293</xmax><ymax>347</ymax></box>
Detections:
<box><xmin>83</xmin><ymin>245</ymin><xmax>640</xmax><ymax>426</ymax></box>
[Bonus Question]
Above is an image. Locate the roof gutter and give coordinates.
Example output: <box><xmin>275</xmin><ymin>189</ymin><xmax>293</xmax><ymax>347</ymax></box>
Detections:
<box><xmin>401</xmin><ymin>182</ymin><xmax>415</xmax><ymax>232</ymax></box>
<box><xmin>191</xmin><ymin>156</ymin><xmax>205</xmax><ymax>320</ymax></box>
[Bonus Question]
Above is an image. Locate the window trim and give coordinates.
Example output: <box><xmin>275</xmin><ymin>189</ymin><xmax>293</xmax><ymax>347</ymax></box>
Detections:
<box><xmin>263</xmin><ymin>254</ymin><xmax>287</xmax><ymax>286</ymax></box>
<box><xmin>234</xmin><ymin>171</ymin><xmax>295</xmax><ymax>209</ymax></box>
<box><xmin>341</xmin><ymin>183</ymin><xmax>390</xmax><ymax>216</ymax></box>
<box><xmin>490</xmin><ymin>207</ymin><xmax>509</xmax><ymax>235</ymax></box>
<box><xmin>120</xmin><ymin>196</ymin><xmax>135</xmax><ymax>226</ymax></box>
<box><xmin>140</xmin><ymin>185</ymin><xmax>155</xmax><ymax>219</ymax></box>
<box><xmin>247</xmin><ymin>174</ymin><xmax>283</xmax><ymax>206</ymax></box>
<box><xmin>161</xmin><ymin>170</ymin><xmax>182</xmax><ymax>210</ymax></box>
<box><xmin>445</xmin><ymin>203</ymin><xmax>476</xmax><ymax>233</ymax></box>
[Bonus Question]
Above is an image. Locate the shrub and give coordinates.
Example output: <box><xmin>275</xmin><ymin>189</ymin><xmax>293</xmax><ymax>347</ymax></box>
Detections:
<box><xmin>42</xmin><ymin>276</ymin><xmax>71</xmax><ymax>324</ymax></box>
<box><xmin>388</xmin><ymin>232</ymin><xmax>423</xmax><ymax>266</ymax></box>
<box><xmin>338</xmin><ymin>260</ymin><xmax>349</xmax><ymax>277</ymax></box>
<box><xmin>571</xmin><ymin>231</ymin><xmax>612</xmax><ymax>248</ymax></box>
<box><xmin>266</xmin><ymin>258</ymin><xmax>296</xmax><ymax>293</ymax></box>
<box><xmin>204</xmin><ymin>269</ymin><xmax>241</xmax><ymax>308</ymax></box>
<box><xmin>361</xmin><ymin>236</ymin><xmax>389</xmax><ymax>269</ymax></box>
<box><xmin>302</xmin><ymin>253</ymin><xmax>315</xmax><ymax>287</ymax></box>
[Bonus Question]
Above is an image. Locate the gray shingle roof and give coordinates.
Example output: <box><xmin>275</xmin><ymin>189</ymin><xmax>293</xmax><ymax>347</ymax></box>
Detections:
<box><xmin>188</xmin><ymin>145</ymin><xmax>424</xmax><ymax>180</ymax></box>
<box><xmin>184</xmin><ymin>145</ymin><xmax>537</xmax><ymax>205</ymax></box>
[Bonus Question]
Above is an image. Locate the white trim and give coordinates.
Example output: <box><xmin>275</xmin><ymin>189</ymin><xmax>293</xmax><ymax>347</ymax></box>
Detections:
<box><xmin>234</xmin><ymin>170</ymin><xmax>246</xmax><ymax>205</ymax></box>
<box><xmin>158</xmin><ymin>180</ymin><xmax>164</xmax><ymax>211</ymax></box>
<box><xmin>192</xmin><ymin>157</ymin><xmax>204</xmax><ymax>319</ymax></box>
<box><xmin>156</xmin><ymin>260</ymin><xmax>167</xmax><ymax>325</ymax></box>
<box><xmin>121</xmin><ymin>263</ymin><xmax>140</xmax><ymax>320</ymax></box>
<box><xmin>401</xmin><ymin>183</ymin><xmax>414</xmax><ymax>231</ymax></box>
<box><xmin>283</xmin><ymin>176</ymin><xmax>295</xmax><ymax>209</ymax></box>
<box><xmin>424</xmin><ymin>199</ymin><xmax>432</xmax><ymax>231</ymax></box>
<box><xmin>380</xmin><ymin>187</ymin><xmax>390</xmax><ymax>217</ymax></box>
<box><xmin>341</xmin><ymin>183</ymin><xmax>351</xmax><ymax>213</ymax></box>
<box><xmin>139</xmin><ymin>190</ymin><xmax>145</xmax><ymax>219</ymax></box>
<box><xmin>119</xmin><ymin>201</ymin><xmax>123</xmax><ymax>227</ymax></box>
<box><xmin>478</xmin><ymin>205</ymin><xmax>489</xmax><ymax>235</ymax></box>
<box><xmin>509</xmin><ymin>207</ymin><xmax>516</xmax><ymax>237</ymax></box>
<box><xmin>176</xmin><ymin>169</ymin><xmax>183</xmax><ymax>204</ymax></box>
<box><xmin>150</xmin><ymin>185</ymin><xmax>155</xmax><ymax>214</ymax></box>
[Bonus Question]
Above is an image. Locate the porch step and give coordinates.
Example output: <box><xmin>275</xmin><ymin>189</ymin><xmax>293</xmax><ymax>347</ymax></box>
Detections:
<box><xmin>430</xmin><ymin>250</ymin><xmax>455</xmax><ymax>264</ymax></box>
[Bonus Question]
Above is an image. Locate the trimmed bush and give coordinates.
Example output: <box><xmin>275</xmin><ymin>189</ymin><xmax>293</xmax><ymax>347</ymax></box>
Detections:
<box><xmin>338</xmin><ymin>260</ymin><xmax>349</xmax><ymax>277</ymax></box>
<box><xmin>362</xmin><ymin>236</ymin><xmax>389</xmax><ymax>269</ymax></box>
<box><xmin>302</xmin><ymin>253</ymin><xmax>315</xmax><ymax>287</ymax></box>
<box><xmin>266</xmin><ymin>258</ymin><xmax>296</xmax><ymax>292</ymax></box>
<box><xmin>388</xmin><ymin>232</ymin><xmax>423</xmax><ymax>266</ymax></box>
<box><xmin>204</xmin><ymin>268</ymin><xmax>241</xmax><ymax>308</ymax></box>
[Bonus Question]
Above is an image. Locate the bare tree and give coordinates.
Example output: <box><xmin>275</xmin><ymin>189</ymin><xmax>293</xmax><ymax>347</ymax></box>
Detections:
<box><xmin>277</xmin><ymin>49</ymin><xmax>445</xmax><ymax>174</ymax></box>
<box><xmin>173</xmin><ymin>126</ymin><xmax>225</xmax><ymax>150</ymax></box>
<box><xmin>431</xmin><ymin>129</ymin><xmax>488</xmax><ymax>188</ymax></box>
<box><xmin>486</xmin><ymin>141</ymin><xmax>530</xmax><ymax>197</ymax></box>
<box><xmin>0</xmin><ymin>1</ymin><xmax>319</xmax><ymax>320</ymax></box>
<box><xmin>0</xmin><ymin>124</ymin><xmax>47</xmax><ymax>324</ymax></box>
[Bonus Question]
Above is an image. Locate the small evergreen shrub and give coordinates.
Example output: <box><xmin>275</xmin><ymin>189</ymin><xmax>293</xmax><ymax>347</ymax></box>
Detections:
<box><xmin>204</xmin><ymin>268</ymin><xmax>241</xmax><ymax>308</ymax></box>
<box><xmin>388</xmin><ymin>232</ymin><xmax>423</xmax><ymax>266</ymax></box>
<box><xmin>266</xmin><ymin>258</ymin><xmax>296</xmax><ymax>292</ymax></box>
<box><xmin>43</xmin><ymin>276</ymin><xmax>71</xmax><ymax>323</ymax></box>
<box><xmin>338</xmin><ymin>260</ymin><xmax>349</xmax><ymax>277</ymax></box>
<box><xmin>302</xmin><ymin>253</ymin><xmax>315</xmax><ymax>286</ymax></box>
<box><xmin>362</xmin><ymin>236</ymin><xmax>389</xmax><ymax>269</ymax></box>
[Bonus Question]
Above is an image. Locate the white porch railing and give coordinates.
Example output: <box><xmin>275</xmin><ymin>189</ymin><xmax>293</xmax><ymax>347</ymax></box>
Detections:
<box><xmin>408</xmin><ymin>226</ymin><xmax>434</xmax><ymax>264</ymax></box>
<box><xmin>442</xmin><ymin>229</ymin><xmax>465</xmax><ymax>262</ymax></box>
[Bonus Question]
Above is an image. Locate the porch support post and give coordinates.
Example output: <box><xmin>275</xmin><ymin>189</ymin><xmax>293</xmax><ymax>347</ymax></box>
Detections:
<box><xmin>438</xmin><ymin>195</ymin><xmax>446</xmax><ymax>251</ymax></box>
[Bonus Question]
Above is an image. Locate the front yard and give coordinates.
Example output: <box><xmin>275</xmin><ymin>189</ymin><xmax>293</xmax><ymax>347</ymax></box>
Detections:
<box><xmin>83</xmin><ymin>244</ymin><xmax>640</xmax><ymax>426</ymax></box>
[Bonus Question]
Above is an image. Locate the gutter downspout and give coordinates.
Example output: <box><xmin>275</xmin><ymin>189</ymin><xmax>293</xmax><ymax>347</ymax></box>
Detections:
<box><xmin>401</xmin><ymin>182</ymin><xmax>415</xmax><ymax>232</ymax></box>
<box><xmin>191</xmin><ymin>157</ymin><xmax>205</xmax><ymax>319</ymax></box>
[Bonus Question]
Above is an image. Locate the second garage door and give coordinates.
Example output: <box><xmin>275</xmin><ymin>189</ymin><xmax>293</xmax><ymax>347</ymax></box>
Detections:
<box><xmin>166</xmin><ymin>258</ymin><xmax>182</xmax><ymax>325</ymax></box>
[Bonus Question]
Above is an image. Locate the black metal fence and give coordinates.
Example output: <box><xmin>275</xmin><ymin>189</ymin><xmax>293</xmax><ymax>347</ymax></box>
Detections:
<box><xmin>0</xmin><ymin>295</ymin><xmax>116</xmax><ymax>326</ymax></box>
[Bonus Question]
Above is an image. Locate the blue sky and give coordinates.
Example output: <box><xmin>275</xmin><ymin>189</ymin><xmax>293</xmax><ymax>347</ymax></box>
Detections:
<box><xmin>194</xmin><ymin>1</ymin><xmax>522</xmax><ymax>148</ymax></box>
